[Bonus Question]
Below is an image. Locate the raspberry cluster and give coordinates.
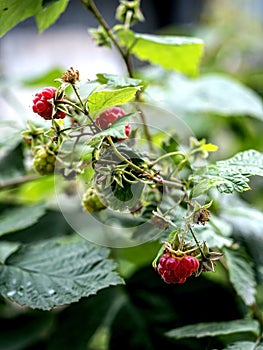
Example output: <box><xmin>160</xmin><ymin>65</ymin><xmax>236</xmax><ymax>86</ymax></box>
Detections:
<box><xmin>157</xmin><ymin>251</ymin><xmax>199</xmax><ymax>284</ymax></box>
<box><xmin>95</xmin><ymin>107</ymin><xmax>131</xmax><ymax>140</ymax></box>
<box><xmin>32</xmin><ymin>87</ymin><xmax>66</xmax><ymax>120</ymax></box>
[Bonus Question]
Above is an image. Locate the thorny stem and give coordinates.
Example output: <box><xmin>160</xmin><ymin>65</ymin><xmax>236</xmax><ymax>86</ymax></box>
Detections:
<box><xmin>82</xmin><ymin>0</ymin><xmax>153</xmax><ymax>148</ymax></box>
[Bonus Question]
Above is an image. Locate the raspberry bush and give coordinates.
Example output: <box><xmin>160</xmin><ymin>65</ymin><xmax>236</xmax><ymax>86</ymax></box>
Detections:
<box><xmin>1</xmin><ymin>1</ymin><xmax>263</xmax><ymax>349</ymax></box>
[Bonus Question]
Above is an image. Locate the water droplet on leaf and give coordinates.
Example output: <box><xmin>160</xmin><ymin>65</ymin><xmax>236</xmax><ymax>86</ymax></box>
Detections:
<box><xmin>7</xmin><ymin>290</ymin><xmax>16</xmax><ymax>297</ymax></box>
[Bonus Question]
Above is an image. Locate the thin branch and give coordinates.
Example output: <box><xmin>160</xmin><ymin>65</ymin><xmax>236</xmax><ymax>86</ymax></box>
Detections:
<box><xmin>0</xmin><ymin>174</ymin><xmax>40</xmax><ymax>190</ymax></box>
<box><xmin>81</xmin><ymin>0</ymin><xmax>133</xmax><ymax>77</ymax></box>
<box><xmin>81</xmin><ymin>0</ymin><xmax>153</xmax><ymax>148</ymax></box>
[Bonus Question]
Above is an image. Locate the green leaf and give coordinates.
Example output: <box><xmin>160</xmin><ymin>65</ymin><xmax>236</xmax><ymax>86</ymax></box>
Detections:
<box><xmin>0</xmin><ymin>241</ymin><xmax>20</xmax><ymax>264</ymax></box>
<box><xmin>191</xmin><ymin>178</ymin><xmax>227</xmax><ymax>197</ymax></box>
<box><xmin>194</xmin><ymin>219</ymin><xmax>233</xmax><ymax>249</ymax></box>
<box><xmin>22</xmin><ymin>67</ymin><xmax>64</xmax><ymax>86</ymax></box>
<box><xmin>166</xmin><ymin>319</ymin><xmax>260</xmax><ymax>339</ymax></box>
<box><xmin>87</xmin><ymin>86</ymin><xmax>140</xmax><ymax>116</ymax></box>
<box><xmin>118</xmin><ymin>30</ymin><xmax>204</xmax><ymax>77</ymax></box>
<box><xmin>145</xmin><ymin>71</ymin><xmax>263</xmax><ymax>120</ymax></box>
<box><xmin>214</xmin><ymin>149</ymin><xmax>263</xmax><ymax>177</ymax></box>
<box><xmin>0</xmin><ymin>203</ymin><xmax>46</xmax><ymax>237</ymax></box>
<box><xmin>192</xmin><ymin>149</ymin><xmax>263</xmax><ymax>194</ymax></box>
<box><xmin>0</xmin><ymin>240</ymin><xmax>123</xmax><ymax>310</ymax></box>
<box><xmin>221</xmin><ymin>199</ymin><xmax>263</xmax><ymax>283</ymax></box>
<box><xmin>96</xmin><ymin>73</ymin><xmax>142</xmax><ymax>88</ymax></box>
<box><xmin>36</xmin><ymin>0</ymin><xmax>69</xmax><ymax>33</ymax></box>
<box><xmin>0</xmin><ymin>0</ymin><xmax>41</xmax><ymax>38</ymax></box>
<box><xmin>224</xmin><ymin>341</ymin><xmax>258</xmax><ymax>350</ymax></box>
<box><xmin>224</xmin><ymin>248</ymin><xmax>256</xmax><ymax>306</ymax></box>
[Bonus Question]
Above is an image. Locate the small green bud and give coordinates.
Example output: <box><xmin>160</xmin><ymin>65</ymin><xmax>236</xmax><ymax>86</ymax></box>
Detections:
<box><xmin>89</xmin><ymin>26</ymin><xmax>111</xmax><ymax>48</ymax></box>
<box><xmin>116</xmin><ymin>0</ymin><xmax>144</xmax><ymax>26</ymax></box>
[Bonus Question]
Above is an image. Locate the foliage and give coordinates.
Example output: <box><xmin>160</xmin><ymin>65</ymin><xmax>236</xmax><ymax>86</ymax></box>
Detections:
<box><xmin>1</xmin><ymin>0</ymin><xmax>263</xmax><ymax>349</ymax></box>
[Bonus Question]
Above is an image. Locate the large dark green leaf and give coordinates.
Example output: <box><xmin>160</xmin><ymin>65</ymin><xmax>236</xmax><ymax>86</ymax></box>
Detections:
<box><xmin>0</xmin><ymin>203</ymin><xmax>46</xmax><ymax>237</ymax></box>
<box><xmin>224</xmin><ymin>248</ymin><xmax>256</xmax><ymax>306</ymax></box>
<box><xmin>0</xmin><ymin>239</ymin><xmax>123</xmax><ymax>310</ymax></box>
<box><xmin>166</xmin><ymin>319</ymin><xmax>260</xmax><ymax>339</ymax></box>
<box><xmin>0</xmin><ymin>241</ymin><xmax>20</xmax><ymax>263</ymax></box>
<box><xmin>221</xmin><ymin>199</ymin><xmax>263</xmax><ymax>283</ymax></box>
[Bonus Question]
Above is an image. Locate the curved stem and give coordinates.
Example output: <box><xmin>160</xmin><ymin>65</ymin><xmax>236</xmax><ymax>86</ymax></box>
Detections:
<box><xmin>107</xmin><ymin>136</ymin><xmax>183</xmax><ymax>188</ymax></box>
<box><xmin>189</xmin><ymin>225</ymin><xmax>206</xmax><ymax>258</ymax></box>
<box><xmin>150</xmin><ymin>151</ymin><xmax>185</xmax><ymax>167</ymax></box>
<box><xmin>81</xmin><ymin>0</ymin><xmax>133</xmax><ymax>77</ymax></box>
<box><xmin>71</xmin><ymin>84</ymin><xmax>85</xmax><ymax>110</ymax></box>
<box><xmin>107</xmin><ymin>136</ymin><xmax>144</xmax><ymax>174</ymax></box>
<box><xmin>57</xmin><ymin>99</ymin><xmax>99</xmax><ymax>132</ymax></box>
<box><xmin>82</xmin><ymin>0</ymin><xmax>153</xmax><ymax>147</ymax></box>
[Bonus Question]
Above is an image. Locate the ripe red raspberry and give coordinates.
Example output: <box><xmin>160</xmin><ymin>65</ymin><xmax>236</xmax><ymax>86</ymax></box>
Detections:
<box><xmin>95</xmin><ymin>107</ymin><xmax>131</xmax><ymax>140</ymax></box>
<box><xmin>32</xmin><ymin>87</ymin><xmax>66</xmax><ymax>120</ymax></box>
<box><xmin>157</xmin><ymin>251</ymin><xmax>199</xmax><ymax>284</ymax></box>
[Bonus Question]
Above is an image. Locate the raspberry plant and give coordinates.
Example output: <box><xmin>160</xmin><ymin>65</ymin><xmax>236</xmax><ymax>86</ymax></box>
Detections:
<box><xmin>1</xmin><ymin>1</ymin><xmax>263</xmax><ymax>349</ymax></box>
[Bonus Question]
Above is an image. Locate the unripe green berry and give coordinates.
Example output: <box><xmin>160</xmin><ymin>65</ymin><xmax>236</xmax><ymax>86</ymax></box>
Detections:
<box><xmin>82</xmin><ymin>187</ymin><xmax>106</xmax><ymax>213</ymax></box>
<box><xmin>33</xmin><ymin>148</ymin><xmax>56</xmax><ymax>175</ymax></box>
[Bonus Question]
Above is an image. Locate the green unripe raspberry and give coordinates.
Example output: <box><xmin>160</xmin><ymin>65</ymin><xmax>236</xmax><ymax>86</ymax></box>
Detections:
<box><xmin>82</xmin><ymin>187</ymin><xmax>106</xmax><ymax>213</ymax></box>
<box><xmin>33</xmin><ymin>148</ymin><xmax>56</xmax><ymax>175</ymax></box>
